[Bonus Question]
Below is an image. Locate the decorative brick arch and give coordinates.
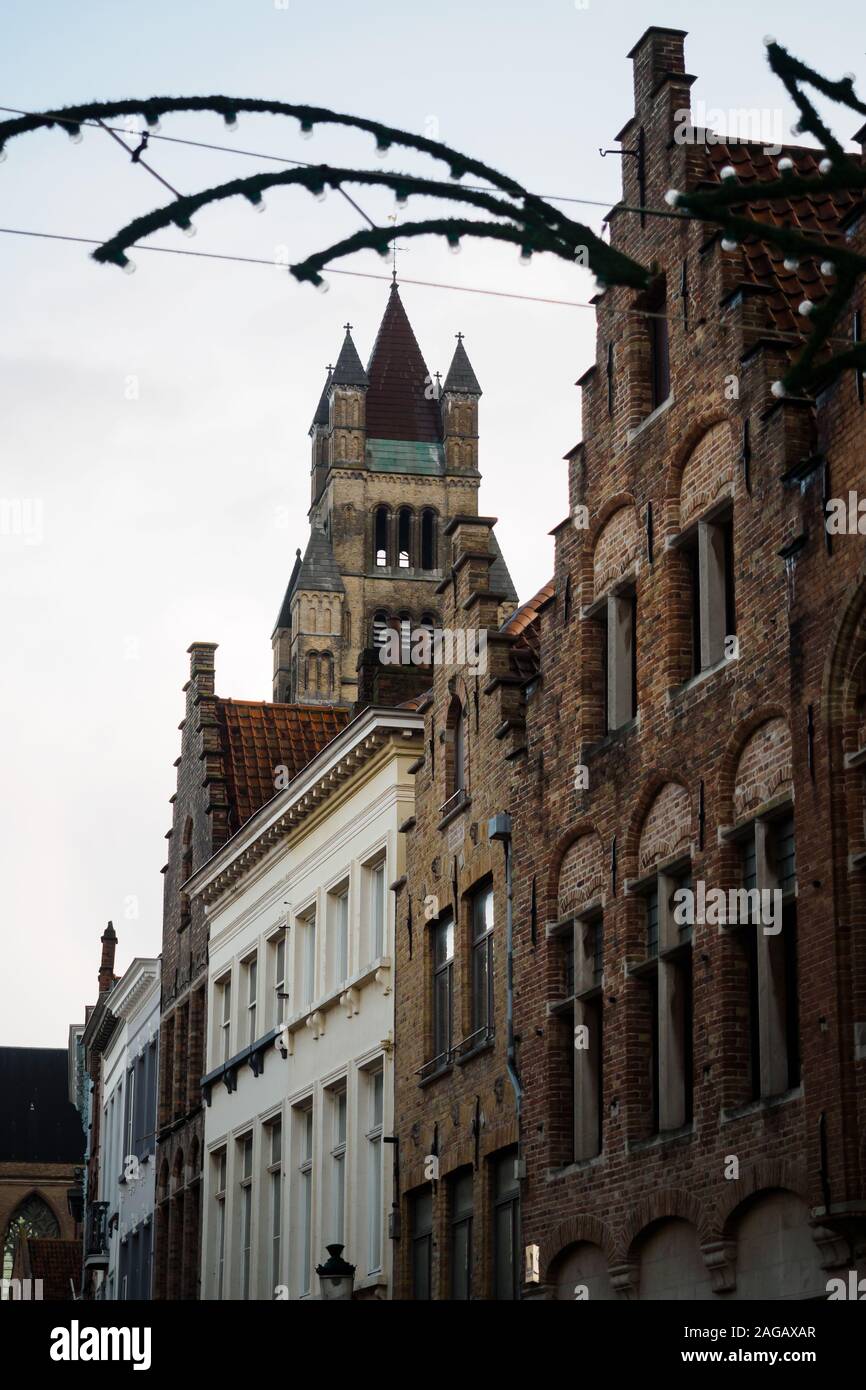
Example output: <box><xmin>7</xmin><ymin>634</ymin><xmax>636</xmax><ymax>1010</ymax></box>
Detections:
<box><xmin>716</xmin><ymin>708</ymin><xmax>790</xmax><ymax>826</ymax></box>
<box><xmin>716</xmin><ymin>1160</ymin><xmax>810</xmax><ymax>1241</ymax></box>
<box><xmin>677</xmin><ymin>421</ymin><xmax>736</xmax><ymax>531</ymax></box>
<box><xmin>663</xmin><ymin>414</ymin><xmax>730</xmax><ymax>510</ymax></box>
<box><xmin>729</xmin><ymin>717</ymin><xmax>793</xmax><ymax>823</ymax></box>
<box><xmin>541</xmin><ymin>1213</ymin><xmax>615</xmax><ymax>1278</ymax></box>
<box><xmin>545</xmin><ymin>820</ymin><xmax>602</xmax><ymax>919</ymax></box>
<box><xmin>620</xmin><ymin>1188</ymin><xmax>711</xmax><ymax>1263</ymax></box>
<box><xmin>622</xmin><ymin>772</ymin><xmax>692</xmax><ymax>879</ymax></box>
<box><xmin>592</xmin><ymin>504</ymin><xmax>642</xmax><ymax>601</ymax></box>
<box><xmin>555</xmin><ymin>831</ymin><xmax>605</xmax><ymax>919</ymax></box>
<box><xmin>822</xmin><ymin>558</ymin><xmax>866</xmax><ymax>728</ymax></box>
<box><xmin>578</xmin><ymin>491</ymin><xmax>636</xmax><ymax>595</ymax></box>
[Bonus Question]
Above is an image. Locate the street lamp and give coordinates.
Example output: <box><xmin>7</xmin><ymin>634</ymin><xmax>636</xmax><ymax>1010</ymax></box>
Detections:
<box><xmin>316</xmin><ymin>1244</ymin><xmax>356</xmax><ymax>1301</ymax></box>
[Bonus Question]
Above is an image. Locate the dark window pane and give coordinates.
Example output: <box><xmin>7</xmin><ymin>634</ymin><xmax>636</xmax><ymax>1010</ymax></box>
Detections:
<box><xmin>646</xmin><ymin>890</ymin><xmax>658</xmax><ymax>957</ymax></box>
<box><xmin>771</xmin><ymin>816</ymin><xmax>796</xmax><ymax>894</ymax></box>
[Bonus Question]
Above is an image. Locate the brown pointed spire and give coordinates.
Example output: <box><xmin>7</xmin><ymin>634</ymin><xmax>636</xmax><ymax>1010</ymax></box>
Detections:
<box><xmin>365</xmin><ymin>284</ymin><xmax>441</xmax><ymax>443</ymax></box>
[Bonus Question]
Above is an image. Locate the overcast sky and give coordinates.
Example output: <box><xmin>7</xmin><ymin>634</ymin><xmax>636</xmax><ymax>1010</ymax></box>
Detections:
<box><xmin>0</xmin><ymin>0</ymin><xmax>858</xmax><ymax>1044</ymax></box>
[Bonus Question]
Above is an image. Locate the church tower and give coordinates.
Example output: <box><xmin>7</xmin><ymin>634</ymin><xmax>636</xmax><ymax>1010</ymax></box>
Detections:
<box><xmin>272</xmin><ymin>282</ymin><xmax>517</xmax><ymax>706</ymax></box>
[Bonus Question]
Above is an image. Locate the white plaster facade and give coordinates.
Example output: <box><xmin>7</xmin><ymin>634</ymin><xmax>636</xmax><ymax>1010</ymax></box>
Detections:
<box><xmin>98</xmin><ymin>957</ymin><xmax>160</xmax><ymax>1300</ymax></box>
<box><xmin>193</xmin><ymin>707</ymin><xmax>423</xmax><ymax>1300</ymax></box>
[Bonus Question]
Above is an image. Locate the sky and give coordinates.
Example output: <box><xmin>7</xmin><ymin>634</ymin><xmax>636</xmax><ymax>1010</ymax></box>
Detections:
<box><xmin>0</xmin><ymin>0</ymin><xmax>860</xmax><ymax>1044</ymax></box>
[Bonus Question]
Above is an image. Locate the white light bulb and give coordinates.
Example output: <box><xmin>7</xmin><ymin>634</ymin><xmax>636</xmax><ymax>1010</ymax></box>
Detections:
<box><xmin>819</xmin><ymin>157</ymin><xmax>833</xmax><ymax>174</ymax></box>
<box><xmin>771</xmin><ymin>380</ymin><xmax>786</xmax><ymax>398</ymax></box>
<box><xmin>763</xmin><ymin>34</ymin><xmax>777</xmax><ymax>45</ymax></box>
<box><xmin>299</xmin><ymin>123</ymin><xmax>314</xmax><ymax>140</ymax></box>
<box><xmin>122</xmin><ymin>258</ymin><xmax>137</xmax><ymax>276</ymax></box>
<box><xmin>254</xmin><ymin>196</ymin><xmax>267</xmax><ymax>213</ymax></box>
<box><xmin>843</xmin><ymin>72</ymin><xmax>856</xmax><ymax>83</ymax></box>
<box><xmin>315</xmin><ymin>278</ymin><xmax>330</xmax><ymax>294</ymax></box>
<box><xmin>783</xmin><ymin>256</ymin><xmax>800</xmax><ymax>271</ymax></box>
<box><xmin>790</xmin><ymin>123</ymin><xmax>801</xmax><ymax>137</ymax></box>
<box><xmin>375</xmin><ymin>142</ymin><xmax>390</xmax><ymax>159</ymax></box>
<box><xmin>0</xmin><ymin>146</ymin><xmax>8</xmax><ymax>163</ymax></box>
<box><xmin>395</xmin><ymin>193</ymin><xmax>408</xmax><ymax>208</ymax></box>
<box><xmin>720</xmin><ymin>164</ymin><xmax>737</xmax><ymax>180</ymax></box>
<box><xmin>448</xmin><ymin>239</ymin><xmax>461</xmax><ymax>255</ymax></box>
<box><xmin>225</xmin><ymin>116</ymin><xmax>239</xmax><ymax>134</ymax></box>
<box><xmin>778</xmin><ymin>157</ymin><xmax>794</xmax><ymax>172</ymax></box>
<box><xmin>664</xmin><ymin>188</ymin><xmax>681</xmax><ymax>207</ymax></box>
<box><xmin>314</xmin><ymin>187</ymin><xmax>327</xmax><ymax>202</ymax></box>
<box><xmin>820</xmin><ymin>260</ymin><xmax>835</xmax><ymax>277</ymax></box>
<box><xmin>518</xmin><ymin>248</ymin><xmax>532</xmax><ymax>266</ymax></box>
<box><xmin>182</xmin><ymin>221</ymin><xmax>197</xmax><ymax>238</ymax></box>
<box><xmin>146</xmin><ymin>118</ymin><xmax>162</xmax><ymax>133</ymax></box>
<box><xmin>798</xmin><ymin>300</ymin><xmax>815</xmax><ymax>317</ymax></box>
<box><xmin>721</xmin><ymin>237</ymin><xmax>738</xmax><ymax>251</ymax></box>
<box><xmin>68</xmin><ymin>128</ymin><xmax>84</xmax><ymax>145</ymax></box>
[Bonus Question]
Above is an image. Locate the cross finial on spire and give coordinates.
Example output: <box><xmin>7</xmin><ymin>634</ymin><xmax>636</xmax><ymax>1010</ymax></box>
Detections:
<box><xmin>455</xmin><ymin>331</ymin><xmax>464</xmax><ymax>342</ymax></box>
<box><xmin>343</xmin><ymin>322</ymin><xmax>353</xmax><ymax>333</ymax></box>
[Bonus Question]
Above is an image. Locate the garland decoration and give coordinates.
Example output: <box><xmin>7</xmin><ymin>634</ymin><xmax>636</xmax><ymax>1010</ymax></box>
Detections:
<box><xmin>1</xmin><ymin>38</ymin><xmax>865</xmax><ymax>394</ymax></box>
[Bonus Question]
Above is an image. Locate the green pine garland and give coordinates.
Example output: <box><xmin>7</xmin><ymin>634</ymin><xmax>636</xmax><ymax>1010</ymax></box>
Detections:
<box><xmin>1</xmin><ymin>38</ymin><xmax>865</xmax><ymax>395</ymax></box>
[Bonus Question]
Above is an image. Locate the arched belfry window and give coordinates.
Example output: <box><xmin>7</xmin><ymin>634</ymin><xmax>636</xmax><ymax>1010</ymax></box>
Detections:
<box><xmin>374</xmin><ymin>507</ymin><xmax>390</xmax><ymax>568</ymax></box>
<box><xmin>398</xmin><ymin>508</ymin><xmax>413</xmax><ymax>568</ymax></box>
<box><xmin>421</xmin><ymin>510</ymin><xmax>437</xmax><ymax>570</ymax></box>
<box><xmin>3</xmin><ymin>1195</ymin><xmax>60</xmax><ymax>1279</ymax></box>
<box><xmin>445</xmin><ymin>693</ymin><xmax>466</xmax><ymax>805</ymax></box>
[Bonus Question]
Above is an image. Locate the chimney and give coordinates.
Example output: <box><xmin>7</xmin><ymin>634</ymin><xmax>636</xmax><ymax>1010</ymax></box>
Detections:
<box><xmin>98</xmin><ymin>921</ymin><xmax>117</xmax><ymax>994</ymax></box>
<box><xmin>627</xmin><ymin>26</ymin><xmax>687</xmax><ymax>111</ymax></box>
<box><xmin>187</xmin><ymin>641</ymin><xmax>217</xmax><ymax>697</ymax></box>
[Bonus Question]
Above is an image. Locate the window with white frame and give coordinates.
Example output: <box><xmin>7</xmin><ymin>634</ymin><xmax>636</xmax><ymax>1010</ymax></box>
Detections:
<box><xmin>265</xmin><ymin>1118</ymin><xmax>282</xmax><ymax>1292</ymax></box>
<box><xmin>295</xmin><ymin>1103</ymin><xmax>314</xmax><ymax>1295</ymax></box>
<box><xmin>272</xmin><ymin>930</ymin><xmax>288</xmax><ymax>1026</ymax></box>
<box><xmin>677</xmin><ymin>505</ymin><xmax>736</xmax><ymax>676</ymax></box>
<box><xmin>300</xmin><ymin>908</ymin><xmax>317</xmax><ymax>1008</ymax></box>
<box><xmin>632</xmin><ymin>863</ymin><xmax>693</xmax><ymax>1136</ymax></box>
<box><xmin>431</xmin><ymin>912</ymin><xmax>454</xmax><ymax>1070</ymax></box>
<box><xmin>365</xmin><ymin>1067</ymin><xmax>384</xmax><ymax>1274</ymax></box>
<box><xmin>125</xmin><ymin>1066</ymin><xmax>135</xmax><ymax>1165</ymax></box>
<box><xmin>330</xmin><ymin>885</ymin><xmax>349</xmax><ymax>989</ymax></box>
<box><xmin>213</xmin><ymin>1149</ymin><xmax>227</xmax><ymax>1300</ymax></box>
<box><xmin>366</xmin><ymin>857</ymin><xmax>387</xmax><ymax>962</ymax></box>
<box><xmin>727</xmin><ymin>810</ymin><xmax>799</xmax><ymax>1099</ymax></box>
<box><xmin>245</xmin><ymin>954</ymin><xmax>258</xmax><ymax>1046</ymax></box>
<box><xmin>595</xmin><ymin>585</ymin><xmax>637</xmax><ymax>733</ymax></box>
<box><xmin>238</xmin><ymin>1133</ymin><xmax>253</xmax><ymax>1300</ymax></box>
<box><xmin>328</xmin><ymin>1086</ymin><xmax>347</xmax><ymax>1246</ymax></box>
<box><xmin>218</xmin><ymin>973</ymin><xmax>232</xmax><ymax>1064</ymax></box>
<box><xmin>469</xmin><ymin>881</ymin><xmax>495</xmax><ymax>1042</ymax></box>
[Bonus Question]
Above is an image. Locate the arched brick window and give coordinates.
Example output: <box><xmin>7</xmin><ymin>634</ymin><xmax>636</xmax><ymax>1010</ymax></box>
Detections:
<box><xmin>374</xmin><ymin>506</ymin><xmax>390</xmax><ymax>568</ymax></box>
<box><xmin>398</xmin><ymin>507</ymin><xmax>413</xmax><ymax>568</ymax></box>
<box><xmin>421</xmin><ymin>509</ymin><xmax>438</xmax><ymax>570</ymax></box>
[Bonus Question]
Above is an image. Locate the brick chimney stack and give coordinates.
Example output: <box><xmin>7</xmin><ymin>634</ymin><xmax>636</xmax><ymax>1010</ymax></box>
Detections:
<box><xmin>628</xmin><ymin>25</ymin><xmax>687</xmax><ymax>110</ymax></box>
<box><xmin>98</xmin><ymin>921</ymin><xmax>117</xmax><ymax>994</ymax></box>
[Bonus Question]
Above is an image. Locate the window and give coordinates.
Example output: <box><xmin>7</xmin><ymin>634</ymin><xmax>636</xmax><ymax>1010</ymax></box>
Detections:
<box><xmin>238</xmin><ymin>1134</ymin><xmax>253</xmax><ymax>1300</ymax></box>
<box><xmin>636</xmin><ymin>867</ymin><xmax>693</xmax><ymax>1135</ymax></box>
<box><xmin>213</xmin><ymin>1149</ymin><xmax>227</xmax><ymax>1299</ymax></box>
<box><xmin>218</xmin><ymin>975</ymin><xmax>232</xmax><ymax>1064</ymax></box>
<box><xmin>374</xmin><ymin>506</ymin><xmax>390</xmax><ymax>567</ymax></box>
<box><xmin>492</xmin><ymin>1150</ymin><xmax>520</xmax><ymax>1301</ymax></box>
<box><xmin>646</xmin><ymin>277</ymin><xmax>670</xmax><ymax>411</ymax></box>
<box><xmin>366</xmin><ymin>857</ymin><xmax>386</xmax><ymax>961</ymax></box>
<box><xmin>272</xmin><ymin>931</ymin><xmax>287</xmax><ymax>1026</ymax></box>
<box><xmin>597</xmin><ymin>587</ymin><xmax>637</xmax><ymax>732</ymax></box>
<box><xmin>296</xmin><ymin>1105</ymin><xmax>314</xmax><ymax>1295</ymax></box>
<box><xmin>470</xmin><ymin>883</ymin><xmax>494</xmax><ymax>1041</ymax></box>
<box><xmin>332</xmin><ymin>887</ymin><xmax>349</xmax><ymax>989</ymax></box>
<box><xmin>421</xmin><ymin>510</ymin><xmax>437</xmax><ymax>570</ymax></box>
<box><xmin>328</xmin><ymin>1087</ymin><xmax>347</xmax><ymax>1245</ymax></box>
<box><xmin>245</xmin><ymin>955</ymin><xmax>258</xmax><ymax>1046</ymax></box>
<box><xmin>267</xmin><ymin>1120</ymin><xmax>282</xmax><ymax>1291</ymax></box>
<box><xmin>450</xmin><ymin>1169</ymin><xmax>473</xmax><ymax>1300</ymax></box>
<box><xmin>398</xmin><ymin>507</ymin><xmax>412</xmax><ymax>567</ymax></box>
<box><xmin>410</xmin><ymin>1189</ymin><xmax>433</xmax><ymax>1300</ymax></box>
<box><xmin>124</xmin><ymin>1066</ymin><xmax>135</xmax><ymax>1166</ymax></box>
<box><xmin>366</xmin><ymin>1069</ymin><xmax>384</xmax><ymax>1274</ymax></box>
<box><xmin>300</xmin><ymin>910</ymin><xmax>317</xmax><ymax>1008</ymax></box>
<box><xmin>682</xmin><ymin>508</ymin><xmax>736</xmax><ymax>674</ymax></box>
<box><xmin>432</xmin><ymin>912</ymin><xmax>455</xmax><ymax>1069</ymax></box>
<box><xmin>444</xmin><ymin>695</ymin><xmax>467</xmax><ymax>808</ymax></box>
<box><xmin>732</xmin><ymin>812</ymin><xmax>799</xmax><ymax>1098</ymax></box>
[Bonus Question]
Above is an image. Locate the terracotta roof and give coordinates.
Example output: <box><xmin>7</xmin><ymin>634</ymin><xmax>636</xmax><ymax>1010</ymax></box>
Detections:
<box><xmin>215</xmin><ymin>701</ymin><xmax>350</xmax><ymax>832</ymax></box>
<box><xmin>702</xmin><ymin>141</ymin><xmax>859</xmax><ymax>346</ymax></box>
<box><xmin>365</xmin><ymin>284</ymin><xmax>442</xmax><ymax>443</ymax></box>
<box><xmin>502</xmin><ymin>578</ymin><xmax>554</xmax><ymax>682</ymax></box>
<box><xmin>16</xmin><ymin>1238</ymin><xmax>81</xmax><ymax>1301</ymax></box>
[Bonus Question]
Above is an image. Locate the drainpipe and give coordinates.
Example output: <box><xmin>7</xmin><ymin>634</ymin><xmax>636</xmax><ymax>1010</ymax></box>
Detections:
<box><xmin>488</xmin><ymin>814</ymin><xmax>522</xmax><ymax>1116</ymax></box>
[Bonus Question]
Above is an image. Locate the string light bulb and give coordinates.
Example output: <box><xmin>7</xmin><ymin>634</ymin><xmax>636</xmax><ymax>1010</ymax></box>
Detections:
<box><xmin>820</xmin><ymin>260</ymin><xmax>835</xmax><ymax>277</ymax></box>
<box><xmin>798</xmin><ymin>299</ymin><xmax>815</xmax><ymax>316</ymax></box>
<box><xmin>771</xmin><ymin>380</ymin><xmax>786</xmax><ymax>397</ymax></box>
<box><xmin>178</xmin><ymin>219</ymin><xmax>197</xmax><ymax>238</ymax></box>
<box><xmin>299</xmin><ymin>120</ymin><xmax>314</xmax><ymax>140</ymax></box>
<box><xmin>374</xmin><ymin>139</ymin><xmax>391</xmax><ymax>159</ymax></box>
<box><xmin>315</xmin><ymin>277</ymin><xmax>330</xmax><ymax>294</ymax></box>
<box><xmin>313</xmin><ymin>184</ymin><xmax>327</xmax><ymax>202</ymax></box>
<box><xmin>145</xmin><ymin>116</ymin><xmax>161</xmax><ymax>133</ymax></box>
<box><xmin>67</xmin><ymin>125</ymin><xmax>84</xmax><ymax>144</ymax></box>
<box><xmin>719</xmin><ymin>165</ymin><xmax>737</xmax><ymax>181</ymax></box>
<box><xmin>224</xmin><ymin>114</ymin><xmax>239</xmax><ymax>133</ymax></box>
<box><xmin>121</xmin><ymin>258</ymin><xmax>137</xmax><ymax>275</ymax></box>
<box><xmin>819</xmin><ymin>157</ymin><xmax>833</xmax><ymax>174</ymax></box>
<box><xmin>783</xmin><ymin>256</ymin><xmax>800</xmax><ymax>271</ymax></box>
<box><xmin>778</xmin><ymin>157</ymin><xmax>794</xmax><ymax>172</ymax></box>
<box><xmin>518</xmin><ymin>247</ymin><xmax>532</xmax><ymax>265</ymax></box>
<box><xmin>664</xmin><ymin>189</ymin><xmax>681</xmax><ymax>207</ymax></box>
<box><xmin>0</xmin><ymin>146</ymin><xmax>7</xmax><ymax>163</ymax></box>
<box><xmin>721</xmin><ymin>237</ymin><xmax>738</xmax><ymax>251</ymax></box>
<box><xmin>447</xmin><ymin>235</ymin><xmax>461</xmax><ymax>254</ymax></box>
